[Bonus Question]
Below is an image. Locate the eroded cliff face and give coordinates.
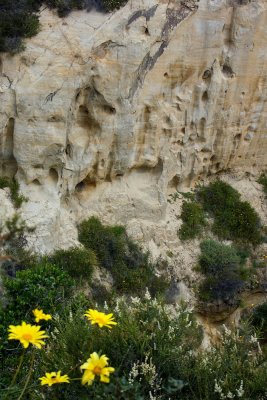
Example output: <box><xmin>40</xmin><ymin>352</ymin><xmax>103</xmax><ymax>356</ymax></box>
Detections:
<box><xmin>0</xmin><ymin>0</ymin><xmax>267</xmax><ymax>252</ymax></box>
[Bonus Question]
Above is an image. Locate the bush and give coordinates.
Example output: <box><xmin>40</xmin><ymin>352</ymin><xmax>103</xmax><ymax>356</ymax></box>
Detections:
<box><xmin>1</xmin><ymin>297</ymin><xmax>267</xmax><ymax>399</ymax></box>
<box><xmin>78</xmin><ymin>217</ymin><xmax>127</xmax><ymax>271</ymax></box>
<box><xmin>0</xmin><ymin>1</ymin><xmax>40</xmax><ymax>53</ymax></box>
<box><xmin>0</xmin><ymin>262</ymin><xmax>74</xmax><ymax>352</ymax></box>
<box><xmin>198</xmin><ymin>180</ymin><xmax>262</xmax><ymax>245</ymax></box>
<box><xmin>0</xmin><ymin>177</ymin><xmax>26</xmax><ymax>208</ymax></box>
<box><xmin>258</xmin><ymin>174</ymin><xmax>267</xmax><ymax>195</ymax></box>
<box><xmin>179</xmin><ymin>201</ymin><xmax>206</xmax><ymax>240</ymax></box>
<box><xmin>199</xmin><ymin>240</ymin><xmax>241</xmax><ymax>275</ymax></box>
<box><xmin>7</xmin><ymin>298</ymin><xmax>202</xmax><ymax>399</ymax></box>
<box><xmin>251</xmin><ymin>302</ymin><xmax>267</xmax><ymax>339</ymax></box>
<box><xmin>102</xmin><ymin>0</ymin><xmax>128</xmax><ymax>11</ymax></box>
<box><xmin>213</xmin><ymin>201</ymin><xmax>262</xmax><ymax>245</ymax></box>
<box><xmin>78</xmin><ymin>217</ymin><xmax>168</xmax><ymax>295</ymax></box>
<box><xmin>2</xmin><ymin>262</ymin><xmax>74</xmax><ymax>314</ymax></box>
<box><xmin>0</xmin><ymin>0</ymin><xmax>128</xmax><ymax>54</ymax></box>
<box><xmin>198</xmin><ymin>240</ymin><xmax>249</xmax><ymax>302</ymax></box>
<box><xmin>48</xmin><ymin>246</ymin><xmax>97</xmax><ymax>282</ymax></box>
<box><xmin>198</xmin><ymin>180</ymin><xmax>240</xmax><ymax>213</ymax></box>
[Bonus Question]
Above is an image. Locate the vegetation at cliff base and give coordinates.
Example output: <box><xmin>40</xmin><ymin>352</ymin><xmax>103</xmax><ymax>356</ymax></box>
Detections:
<box><xmin>48</xmin><ymin>246</ymin><xmax>96</xmax><ymax>282</ymax></box>
<box><xmin>0</xmin><ymin>215</ymin><xmax>267</xmax><ymax>398</ymax></box>
<box><xmin>197</xmin><ymin>180</ymin><xmax>262</xmax><ymax>245</ymax></box>
<box><xmin>0</xmin><ymin>0</ymin><xmax>128</xmax><ymax>53</ymax></box>
<box><xmin>78</xmin><ymin>216</ymin><xmax>168</xmax><ymax>295</ymax></box>
<box><xmin>197</xmin><ymin>240</ymin><xmax>250</xmax><ymax>303</ymax></box>
<box><xmin>258</xmin><ymin>173</ymin><xmax>267</xmax><ymax>196</ymax></box>
<box><xmin>1</xmin><ymin>295</ymin><xmax>267</xmax><ymax>399</ymax></box>
<box><xmin>179</xmin><ymin>201</ymin><xmax>206</xmax><ymax>240</ymax></box>
<box><xmin>251</xmin><ymin>302</ymin><xmax>267</xmax><ymax>340</ymax></box>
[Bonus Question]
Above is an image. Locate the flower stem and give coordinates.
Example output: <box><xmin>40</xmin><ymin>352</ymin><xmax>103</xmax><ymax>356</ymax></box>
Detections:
<box><xmin>3</xmin><ymin>349</ymin><xmax>25</xmax><ymax>400</ymax></box>
<box><xmin>17</xmin><ymin>351</ymin><xmax>35</xmax><ymax>400</ymax></box>
<box><xmin>11</xmin><ymin>349</ymin><xmax>26</xmax><ymax>386</ymax></box>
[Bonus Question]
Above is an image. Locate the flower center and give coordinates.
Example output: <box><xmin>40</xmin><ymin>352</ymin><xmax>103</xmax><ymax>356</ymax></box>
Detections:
<box><xmin>93</xmin><ymin>366</ymin><xmax>102</xmax><ymax>375</ymax></box>
<box><xmin>22</xmin><ymin>333</ymin><xmax>32</xmax><ymax>341</ymax></box>
<box><xmin>97</xmin><ymin>317</ymin><xmax>106</xmax><ymax>324</ymax></box>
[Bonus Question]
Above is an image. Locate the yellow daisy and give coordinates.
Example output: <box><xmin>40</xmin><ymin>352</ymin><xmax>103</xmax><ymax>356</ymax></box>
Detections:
<box><xmin>84</xmin><ymin>309</ymin><xmax>117</xmax><ymax>329</ymax></box>
<box><xmin>8</xmin><ymin>321</ymin><xmax>48</xmax><ymax>349</ymax></box>
<box><xmin>33</xmin><ymin>309</ymin><xmax>52</xmax><ymax>323</ymax></box>
<box><xmin>39</xmin><ymin>371</ymin><xmax>70</xmax><ymax>386</ymax></box>
<box><xmin>80</xmin><ymin>352</ymin><xmax>115</xmax><ymax>385</ymax></box>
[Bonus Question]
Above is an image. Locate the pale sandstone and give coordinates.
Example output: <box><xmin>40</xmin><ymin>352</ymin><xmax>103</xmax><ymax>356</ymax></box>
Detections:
<box><xmin>0</xmin><ymin>0</ymin><xmax>266</xmax><ymax>259</ymax></box>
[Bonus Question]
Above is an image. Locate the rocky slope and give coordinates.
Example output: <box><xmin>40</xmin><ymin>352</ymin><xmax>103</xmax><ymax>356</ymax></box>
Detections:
<box><xmin>0</xmin><ymin>0</ymin><xmax>267</xmax><ymax>253</ymax></box>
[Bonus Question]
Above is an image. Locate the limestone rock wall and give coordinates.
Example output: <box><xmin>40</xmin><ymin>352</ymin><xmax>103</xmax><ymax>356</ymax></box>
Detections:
<box><xmin>0</xmin><ymin>0</ymin><xmax>267</xmax><ymax>251</ymax></box>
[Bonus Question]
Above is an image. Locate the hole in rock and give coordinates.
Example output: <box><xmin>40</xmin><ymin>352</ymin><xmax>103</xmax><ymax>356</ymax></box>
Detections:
<box><xmin>103</xmin><ymin>105</ymin><xmax>116</xmax><ymax>115</ymax></box>
<box><xmin>202</xmin><ymin>69</ymin><xmax>211</xmax><ymax>79</ymax></box>
<box><xmin>222</xmin><ymin>64</ymin><xmax>235</xmax><ymax>78</ymax></box>
<box><xmin>66</xmin><ymin>144</ymin><xmax>72</xmax><ymax>157</ymax></box>
<box><xmin>49</xmin><ymin>168</ymin><xmax>58</xmax><ymax>183</ymax></box>
<box><xmin>167</xmin><ymin>175</ymin><xmax>180</xmax><ymax>193</ymax></box>
<box><xmin>75</xmin><ymin>174</ymin><xmax>97</xmax><ymax>193</ymax></box>
<box><xmin>202</xmin><ymin>91</ymin><xmax>208</xmax><ymax>102</ymax></box>
<box><xmin>75</xmin><ymin>181</ymin><xmax>86</xmax><ymax>192</ymax></box>
<box><xmin>144</xmin><ymin>27</ymin><xmax>149</xmax><ymax>35</ymax></box>
<box><xmin>234</xmin><ymin>133</ymin><xmax>242</xmax><ymax>140</ymax></box>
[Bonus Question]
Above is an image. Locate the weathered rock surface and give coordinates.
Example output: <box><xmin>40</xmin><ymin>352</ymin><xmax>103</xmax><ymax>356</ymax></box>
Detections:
<box><xmin>0</xmin><ymin>0</ymin><xmax>267</xmax><ymax>253</ymax></box>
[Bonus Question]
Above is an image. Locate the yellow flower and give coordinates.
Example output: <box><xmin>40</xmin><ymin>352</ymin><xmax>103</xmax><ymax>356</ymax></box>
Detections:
<box><xmin>84</xmin><ymin>309</ymin><xmax>117</xmax><ymax>329</ymax></box>
<box><xmin>33</xmin><ymin>309</ymin><xmax>52</xmax><ymax>323</ymax></box>
<box><xmin>80</xmin><ymin>352</ymin><xmax>115</xmax><ymax>385</ymax></box>
<box><xmin>8</xmin><ymin>321</ymin><xmax>48</xmax><ymax>349</ymax></box>
<box><xmin>39</xmin><ymin>371</ymin><xmax>70</xmax><ymax>386</ymax></box>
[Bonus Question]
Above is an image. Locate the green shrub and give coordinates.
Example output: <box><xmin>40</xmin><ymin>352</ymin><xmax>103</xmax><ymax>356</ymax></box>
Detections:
<box><xmin>188</xmin><ymin>323</ymin><xmax>267</xmax><ymax>400</ymax></box>
<box><xmin>1</xmin><ymin>297</ymin><xmax>267</xmax><ymax>399</ymax></box>
<box><xmin>0</xmin><ymin>1</ymin><xmax>40</xmax><ymax>53</ymax></box>
<box><xmin>2</xmin><ymin>262</ymin><xmax>74</xmax><ymax>314</ymax></box>
<box><xmin>102</xmin><ymin>0</ymin><xmax>128</xmax><ymax>11</ymax></box>
<box><xmin>45</xmin><ymin>0</ymin><xmax>86</xmax><ymax>17</ymax></box>
<box><xmin>251</xmin><ymin>302</ymin><xmax>267</xmax><ymax>339</ymax></box>
<box><xmin>78</xmin><ymin>217</ymin><xmax>168</xmax><ymax>295</ymax></box>
<box><xmin>0</xmin><ymin>262</ymin><xmax>74</xmax><ymax>352</ymax></box>
<box><xmin>179</xmin><ymin>201</ymin><xmax>206</xmax><ymax>240</ymax></box>
<box><xmin>0</xmin><ymin>0</ymin><xmax>128</xmax><ymax>54</ymax></box>
<box><xmin>198</xmin><ymin>180</ymin><xmax>240</xmax><ymax>212</ymax></box>
<box><xmin>198</xmin><ymin>180</ymin><xmax>262</xmax><ymax>245</ymax></box>
<box><xmin>198</xmin><ymin>240</ymin><xmax>249</xmax><ymax>302</ymax></box>
<box><xmin>78</xmin><ymin>217</ymin><xmax>126</xmax><ymax>271</ymax></box>
<box><xmin>0</xmin><ymin>177</ymin><xmax>26</xmax><ymax>208</ymax></box>
<box><xmin>199</xmin><ymin>240</ymin><xmax>241</xmax><ymax>275</ymax></box>
<box><xmin>26</xmin><ymin>299</ymin><xmax>202</xmax><ymax>399</ymax></box>
<box><xmin>212</xmin><ymin>201</ymin><xmax>262</xmax><ymax>245</ymax></box>
<box><xmin>258</xmin><ymin>173</ymin><xmax>267</xmax><ymax>195</ymax></box>
<box><xmin>48</xmin><ymin>246</ymin><xmax>96</xmax><ymax>282</ymax></box>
